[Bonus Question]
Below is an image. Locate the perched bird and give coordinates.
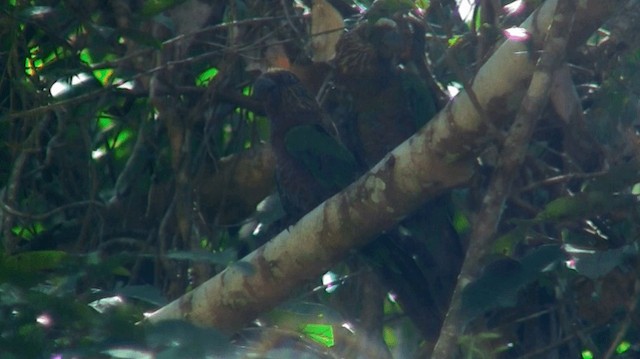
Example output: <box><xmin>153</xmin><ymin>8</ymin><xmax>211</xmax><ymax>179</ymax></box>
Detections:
<box><xmin>331</xmin><ymin>8</ymin><xmax>441</xmax><ymax>167</ymax></box>
<box><xmin>254</xmin><ymin>69</ymin><xmax>449</xmax><ymax>340</ymax></box>
<box><xmin>328</xmin><ymin>3</ymin><xmax>463</xmax><ymax>340</ymax></box>
<box><xmin>253</xmin><ymin>69</ymin><xmax>358</xmax><ymax>224</ymax></box>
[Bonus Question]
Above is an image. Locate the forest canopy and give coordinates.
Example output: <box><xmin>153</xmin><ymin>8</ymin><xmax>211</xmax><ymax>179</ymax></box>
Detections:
<box><xmin>1</xmin><ymin>0</ymin><xmax>640</xmax><ymax>358</ymax></box>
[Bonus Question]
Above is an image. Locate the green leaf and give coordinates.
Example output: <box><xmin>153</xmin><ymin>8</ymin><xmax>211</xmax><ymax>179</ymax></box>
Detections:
<box><xmin>302</xmin><ymin>324</ymin><xmax>335</xmax><ymax>347</ymax></box>
<box><xmin>585</xmin><ymin>162</ymin><xmax>640</xmax><ymax>192</ymax></box>
<box><xmin>415</xmin><ymin>0</ymin><xmax>430</xmax><ymax>10</ymax></box>
<box><xmin>565</xmin><ymin>243</ymin><xmax>638</xmax><ymax>279</ymax></box>
<box><xmin>10</xmin><ymin>222</ymin><xmax>45</xmax><ymax>241</ymax></box>
<box><xmin>492</xmin><ymin>226</ymin><xmax>529</xmax><ymax>256</ymax></box>
<box><xmin>4</xmin><ymin>250</ymin><xmax>68</xmax><ymax>272</ymax></box>
<box><xmin>461</xmin><ymin>257</ymin><xmax>525</xmax><ymax>321</ymax></box>
<box><xmin>196</xmin><ymin>67</ymin><xmax>218</xmax><ymax>86</ymax></box>
<box><xmin>617</xmin><ymin>341</ymin><xmax>631</xmax><ymax>354</ymax></box>
<box><xmin>534</xmin><ymin>192</ymin><xmax>636</xmax><ymax>222</ymax></box>
<box><xmin>259</xmin><ymin>301</ymin><xmax>343</xmax><ymax>340</ymax></box>
<box><xmin>448</xmin><ymin>34</ymin><xmax>463</xmax><ymax>47</ymax></box>
<box><xmin>461</xmin><ymin>245</ymin><xmax>563</xmax><ymax>321</ymax></box>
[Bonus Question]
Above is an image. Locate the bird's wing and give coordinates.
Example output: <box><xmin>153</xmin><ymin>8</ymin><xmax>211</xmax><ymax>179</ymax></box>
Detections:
<box><xmin>284</xmin><ymin>124</ymin><xmax>359</xmax><ymax>191</ymax></box>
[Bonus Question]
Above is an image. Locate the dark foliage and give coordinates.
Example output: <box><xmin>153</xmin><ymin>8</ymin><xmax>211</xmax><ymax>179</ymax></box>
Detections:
<box><xmin>1</xmin><ymin>0</ymin><xmax>640</xmax><ymax>358</ymax></box>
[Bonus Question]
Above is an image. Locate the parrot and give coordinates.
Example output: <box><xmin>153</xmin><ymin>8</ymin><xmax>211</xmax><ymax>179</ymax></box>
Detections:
<box><xmin>331</xmin><ymin>4</ymin><xmax>442</xmax><ymax>167</ymax></box>
<box><xmin>252</xmin><ymin>68</ymin><xmax>358</xmax><ymax>224</ymax></box>
<box><xmin>327</xmin><ymin>1</ymin><xmax>464</xmax><ymax>341</ymax></box>
<box><xmin>253</xmin><ymin>68</ymin><xmax>449</xmax><ymax>340</ymax></box>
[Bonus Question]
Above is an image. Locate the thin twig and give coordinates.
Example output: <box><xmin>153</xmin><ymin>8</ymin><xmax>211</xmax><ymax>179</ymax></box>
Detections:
<box><xmin>517</xmin><ymin>170</ymin><xmax>608</xmax><ymax>193</ymax></box>
<box><xmin>0</xmin><ymin>199</ymin><xmax>105</xmax><ymax>221</ymax></box>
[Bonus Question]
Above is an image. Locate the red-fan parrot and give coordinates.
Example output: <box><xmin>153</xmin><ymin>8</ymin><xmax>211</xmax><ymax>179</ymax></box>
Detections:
<box><xmin>253</xmin><ymin>68</ymin><xmax>449</xmax><ymax>340</ymax></box>
<box><xmin>253</xmin><ymin>68</ymin><xmax>358</xmax><ymax>224</ymax></box>
<box><xmin>331</xmin><ymin>3</ymin><xmax>441</xmax><ymax>167</ymax></box>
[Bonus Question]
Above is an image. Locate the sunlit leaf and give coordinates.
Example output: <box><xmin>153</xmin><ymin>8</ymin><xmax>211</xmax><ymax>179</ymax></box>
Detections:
<box><xmin>617</xmin><ymin>340</ymin><xmax>631</xmax><ymax>354</ymax></box>
<box><xmin>25</xmin><ymin>45</ymin><xmax>64</xmax><ymax>76</ymax></box>
<box><xmin>302</xmin><ymin>324</ymin><xmax>335</xmax><ymax>347</ymax></box>
<box><xmin>260</xmin><ymin>301</ymin><xmax>343</xmax><ymax>333</ymax></box>
<box><xmin>11</xmin><ymin>222</ymin><xmax>44</xmax><ymax>241</ymax></box>
<box><xmin>97</xmin><ymin>113</ymin><xmax>116</xmax><ymax>131</ymax></box>
<box><xmin>92</xmin><ymin>68</ymin><xmax>114</xmax><ymax>85</ymax></box>
<box><xmin>448</xmin><ymin>34</ymin><xmax>463</xmax><ymax>47</ymax></box>
<box><xmin>113</xmin><ymin>129</ymin><xmax>133</xmax><ymax>147</ymax></box>
<box><xmin>452</xmin><ymin>211</ymin><xmax>470</xmax><ymax>235</ymax></box>
<box><xmin>493</xmin><ymin>226</ymin><xmax>529</xmax><ymax>255</ymax></box>
<box><xmin>195</xmin><ymin>67</ymin><xmax>218</xmax><ymax>86</ymax></box>
<box><xmin>415</xmin><ymin>0</ymin><xmax>430</xmax><ymax>10</ymax></box>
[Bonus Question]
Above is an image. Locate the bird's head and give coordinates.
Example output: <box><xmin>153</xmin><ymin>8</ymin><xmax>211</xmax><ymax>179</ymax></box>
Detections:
<box><xmin>252</xmin><ymin>69</ymin><xmax>301</xmax><ymax>104</ymax></box>
<box><xmin>253</xmin><ymin>69</ymin><xmax>319</xmax><ymax>119</ymax></box>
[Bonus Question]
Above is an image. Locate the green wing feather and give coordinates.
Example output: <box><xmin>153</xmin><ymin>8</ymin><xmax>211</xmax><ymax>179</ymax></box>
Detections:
<box><xmin>400</xmin><ymin>70</ymin><xmax>437</xmax><ymax>128</ymax></box>
<box><xmin>284</xmin><ymin>125</ymin><xmax>359</xmax><ymax>191</ymax></box>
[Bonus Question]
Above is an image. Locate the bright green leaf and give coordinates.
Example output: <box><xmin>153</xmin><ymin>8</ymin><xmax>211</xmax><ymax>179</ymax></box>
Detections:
<box><xmin>448</xmin><ymin>34</ymin><xmax>463</xmax><ymax>47</ymax></box>
<box><xmin>617</xmin><ymin>341</ymin><xmax>631</xmax><ymax>354</ymax></box>
<box><xmin>302</xmin><ymin>324</ymin><xmax>334</xmax><ymax>347</ymax></box>
<box><xmin>11</xmin><ymin>222</ymin><xmax>44</xmax><ymax>241</ymax></box>
<box><xmin>415</xmin><ymin>0</ymin><xmax>430</xmax><ymax>10</ymax></box>
<box><xmin>97</xmin><ymin>113</ymin><xmax>116</xmax><ymax>131</ymax></box>
<box><xmin>196</xmin><ymin>67</ymin><xmax>218</xmax><ymax>86</ymax></box>
<box><xmin>383</xmin><ymin>326</ymin><xmax>398</xmax><ymax>348</ymax></box>
<box><xmin>110</xmin><ymin>128</ymin><xmax>133</xmax><ymax>148</ymax></box>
